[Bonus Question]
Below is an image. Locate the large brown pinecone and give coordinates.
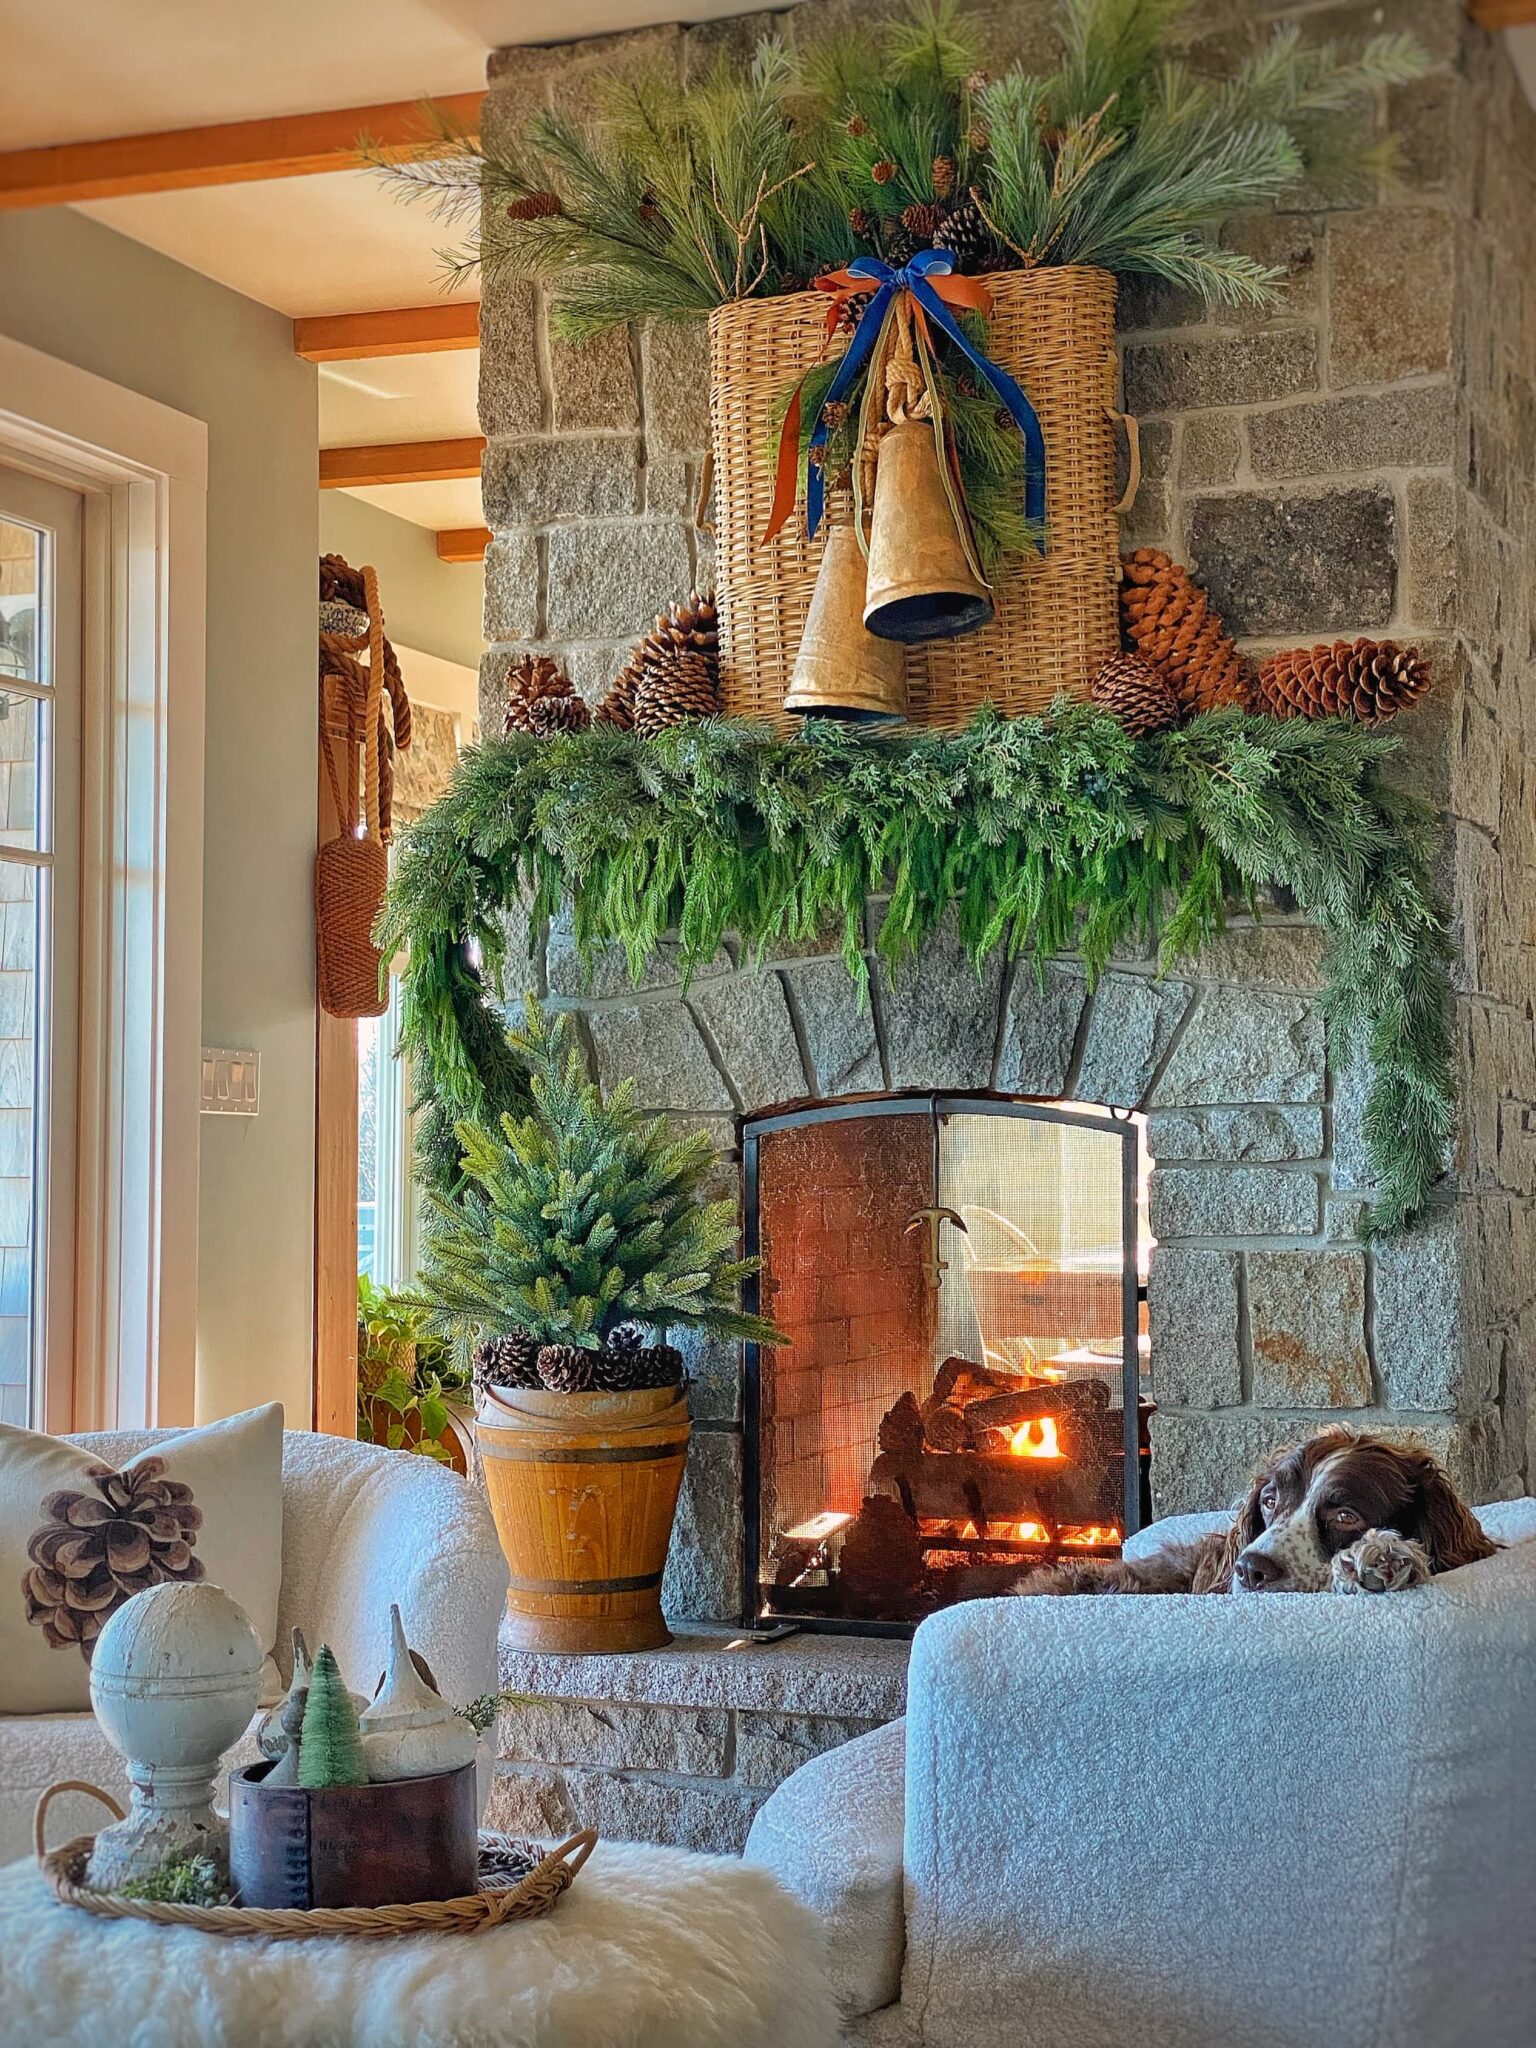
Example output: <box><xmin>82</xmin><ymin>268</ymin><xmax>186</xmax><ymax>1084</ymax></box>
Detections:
<box><xmin>1120</xmin><ymin>549</ymin><xmax>1253</xmax><ymax>715</ymax></box>
<box><xmin>503</xmin><ymin>653</ymin><xmax>574</xmax><ymax>735</ymax></box>
<box><xmin>1090</xmin><ymin>651</ymin><xmax>1180</xmax><ymax>737</ymax></box>
<box><xmin>528</xmin><ymin>691</ymin><xmax>592</xmax><ymax>736</ymax></box>
<box><xmin>634</xmin><ymin>650</ymin><xmax>721</xmax><ymax>737</ymax></box>
<box><xmin>23</xmin><ymin>1460</ymin><xmax>205</xmax><ymax>1660</ymax></box>
<box><xmin>594</xmin><ymin>649</ymin><xmax>645</xmax><ymax>731</ymax></box>
<box><xmin>474</xmin><ymin>1331</ymin><xmax>541</xmax><ymax>1398</ymax></box>
<box><xmin>536</xmin><ymin>1345</ymin><xmax>601</xmax><ymax>1393</ymax></box>
<box><xmin>1255</xmin><ymin>638</ymin><xmax>1432</xmax><ymax>725</ymax></box>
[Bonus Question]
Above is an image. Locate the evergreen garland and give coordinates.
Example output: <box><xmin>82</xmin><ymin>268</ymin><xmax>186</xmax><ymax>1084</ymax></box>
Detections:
<box><xmin>379</xmin><ymin>706</ymin><xmax>1455</xmax><ymax>1235</ymax></box>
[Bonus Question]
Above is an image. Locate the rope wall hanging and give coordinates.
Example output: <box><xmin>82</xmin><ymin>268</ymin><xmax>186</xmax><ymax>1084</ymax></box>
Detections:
<box><xmin>315</xmin><ymin>560</ymin><xmax>412</xmax><ymax>1019</ymax></box>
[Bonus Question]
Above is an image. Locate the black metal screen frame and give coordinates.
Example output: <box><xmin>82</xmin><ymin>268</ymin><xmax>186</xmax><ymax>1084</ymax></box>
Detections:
<box><xmin>740</xmin><ymin>1093</ymin><xmax>1142</xmax><ymax>1637</ymax></box>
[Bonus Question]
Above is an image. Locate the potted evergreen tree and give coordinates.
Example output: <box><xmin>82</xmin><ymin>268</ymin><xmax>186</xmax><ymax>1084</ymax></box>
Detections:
<box><xmin>417</xmin><ymin>1001</ymin><xmax>780</xmax><ymax>1652</ymax></box>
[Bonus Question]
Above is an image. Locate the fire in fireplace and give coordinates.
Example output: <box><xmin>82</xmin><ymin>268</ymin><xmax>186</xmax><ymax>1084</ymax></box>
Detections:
<box><xmin>742</xmin><ymin>1096</ymin><xmax>1149</xmax><ymax>1632</ymax></box>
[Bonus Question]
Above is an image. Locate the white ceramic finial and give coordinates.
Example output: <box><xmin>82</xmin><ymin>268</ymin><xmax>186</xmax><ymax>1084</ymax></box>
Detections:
<box><xmin>86</xmin><ymin>1582</ymin><xmax>263</xmax><ymax>1887</ymax></box>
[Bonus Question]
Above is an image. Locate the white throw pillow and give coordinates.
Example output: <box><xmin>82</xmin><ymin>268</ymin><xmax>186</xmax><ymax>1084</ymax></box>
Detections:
<box><xmin>0</xmin><ymin>1404</ymin><xmax>284</xmax><ymax>1715</ymax></box>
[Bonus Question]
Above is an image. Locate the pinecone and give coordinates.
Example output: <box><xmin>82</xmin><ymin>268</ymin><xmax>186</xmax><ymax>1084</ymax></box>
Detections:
<box><xmin>528</xmin><ymin>691</ymin><xmax>592</xmax><ymax>736</ymax></box>
<box><xmin>1119</xmin><ymin>549</ymin><xmax>1253</xmax><ymax>715</ymax></box>
<box><xmin>23</xmin><ymin>1460</ymin><xmax>205</xmax><ymax>1659</ymax></box>
<box><xmin>848</xmin><ymin>206</ymin><xmax>875</xmax><ymax>240</ymax></box>
<box><xmin>607</xmin><ymin>1323</ymin><xmax>648</xmax><ymax>1357</ymax></box>
<box><xmin>1255</xmin><ymin>638</ymin><xmax>1432</xmax><ymax>726</ymax></box>
<box><xmin>536</xmin><ymin>1345</ymin><xmax>600</xmax><ymax>1393</ymax></box>
<box><xmin>624</xmin><ymin>592</ymin><xmax>722</xmax><ymax>736</ymax></box>
<box><xmin>634</xmin><ymin>649</ymin><xmax>721</xmax><ymax>736</ymax></box>
<box><xmin>870</xmin><ymin>159</ymin><xmax>897</xmax><ymax>186</ymax></box>
<box><xmin>931</xmin><ymin>155</ymin><xmax>956</xmax><ymax>200</ymax></box>
<box><xmin>931</xmin><ymin>197</ymin><xmax>996</xmax><ymax>274</ymax></box>
<box><xmin>1090</xmin><ymin>652</ymin><xmax>1180</xmax><ymax>737</ymax></box>
<box><xmin>901</xmin><ymin>201</ymin><xmax>945</xmax><ymax>241</ymax></box>
<box><xmin>474</xmin><ymin>1331</ymin><xmax>541</xmax><ymax>1398</ymax></box>
<box><xmin>503</xmin><ymin>653</ymin><xmax>573</xmax><ymax>735</ymax></box>
<box><xmin>506</xmin><ymin>190</ymin><xmax>562</xmax><ymax>222</ymax></box>
<box><xmin>594</xmin><ymin>656</ymin><xmax>642</xmax><ymax>731</ymax></box>
<box><xmin>633</xmin><ymin>1342</ymin><xmax>685</xmax><ymax>1391</ymax></box>
<box><xmin>883</xmin><ymin>219</ymin><xmax>922</xmax><ymax>266</ymax></box>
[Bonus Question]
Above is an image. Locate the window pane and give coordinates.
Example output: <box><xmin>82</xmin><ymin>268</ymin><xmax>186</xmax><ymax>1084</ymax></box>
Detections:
<box><xmin>0</xmin><ymin>691</ymin><xmax>43</xmax><ymax>855</ymax></box>
<box><xmin>0</xmin><ymin>521</ymin><xmax>41</xmax><ymax>686</ymax></box>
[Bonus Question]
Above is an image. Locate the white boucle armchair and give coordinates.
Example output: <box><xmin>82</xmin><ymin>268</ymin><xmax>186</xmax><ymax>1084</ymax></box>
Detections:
<box><xmin>746</xmin><ymin>1501</ymin><xmax>1536</xmax><ymax>2048</ymax></box>
<box><xmin>0</xmin><ymin>1430</ymin><xmax>509</xmax><ymax>1866</ymax></box>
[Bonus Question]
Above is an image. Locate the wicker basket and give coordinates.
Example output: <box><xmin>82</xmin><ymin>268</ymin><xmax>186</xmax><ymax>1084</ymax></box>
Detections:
<box><xmin>707</xmin><ymin>265</ymin><xmax>1133</xmax><ymax>726</ymax></box>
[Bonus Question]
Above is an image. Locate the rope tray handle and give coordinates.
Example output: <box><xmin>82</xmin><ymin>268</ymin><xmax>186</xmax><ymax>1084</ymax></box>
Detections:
<box><xmin>35</xmin><ymin>1780</ymin><xmax>596</xmax><ymax>1940</ymax></box>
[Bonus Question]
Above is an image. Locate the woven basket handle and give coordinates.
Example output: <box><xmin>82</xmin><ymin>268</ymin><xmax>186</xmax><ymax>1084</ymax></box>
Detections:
<box><xmin>1109</xmin><ymin>405</ymin><xmax>1141</xmax><ymax>515</ymax></box>
<box><xmin>693</xmin><ymin>448</ymin><xmax>715</xmax><ymax>537</ymax></box>
<box><xmin>360</xmin><ymin>564</ymin><xmax>385</xmax><ymax>844</ymax></box>
<box><xmin>34</xmin><ymin>1780</ymin><xmax>124</xmax><ymax>1863</ymax></box>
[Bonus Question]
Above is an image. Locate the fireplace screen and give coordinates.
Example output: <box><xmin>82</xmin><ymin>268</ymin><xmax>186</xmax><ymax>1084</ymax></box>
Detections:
<box><xmin>743</xmin><ymin>1097</ymin><xmax>1145</xmax><ymax>1631</ymax></box>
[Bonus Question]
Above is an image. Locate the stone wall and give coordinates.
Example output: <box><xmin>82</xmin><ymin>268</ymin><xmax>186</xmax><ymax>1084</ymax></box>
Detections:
<box><xmin>477</xmin><ymin>0</ymin><xmax>1536</xmax><ymax>1809</ymax></box>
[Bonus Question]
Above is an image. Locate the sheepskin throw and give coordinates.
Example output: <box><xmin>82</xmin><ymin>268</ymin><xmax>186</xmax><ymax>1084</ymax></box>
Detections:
<box><xmin>0</xmin><ymin>1838</ymin><xmax>841</xmax><ymax>2048</ymax></box>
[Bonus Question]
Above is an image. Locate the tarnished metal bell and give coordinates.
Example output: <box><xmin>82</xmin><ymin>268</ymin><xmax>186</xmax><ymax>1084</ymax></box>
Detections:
<box><xmin>784</xmin><ymin>518</ymin><xmax>908</xmax><ymax>725</ymax></box>
<box><xmin>862</xmin><ymin>418</ymin><xmax>994</xmax><ymax>643</ymax></box>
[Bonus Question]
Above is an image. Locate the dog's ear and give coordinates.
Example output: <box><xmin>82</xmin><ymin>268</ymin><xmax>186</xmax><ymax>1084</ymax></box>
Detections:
<box><xmin>1204</xmin><ymin>1464</ymin><xmax>1271</xmax><ymax>1591</ymax></box>
<box><xmin>1403</xmin><ymin>1446</ymin><xmax>1499</xmax><ymax>1572</ymax></box>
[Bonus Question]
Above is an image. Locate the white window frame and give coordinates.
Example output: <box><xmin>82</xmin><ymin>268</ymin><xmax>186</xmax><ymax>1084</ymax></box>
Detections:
<box><xmin>0</xmin><ymin>334</ymin><xmax>207</xmax><ymax>1431</ymax></box>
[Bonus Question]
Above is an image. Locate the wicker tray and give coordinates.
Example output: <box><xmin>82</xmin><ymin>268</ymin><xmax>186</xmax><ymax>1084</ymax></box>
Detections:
<box><xmin>35</xmin><ymin>1781</ymin><xmax>595</xmax><ymax>1940</ymax></box>
<box><xmin>708</xmin><ymin>264</ymin><xmax>1134</xmax><ymax>727</ymax></box>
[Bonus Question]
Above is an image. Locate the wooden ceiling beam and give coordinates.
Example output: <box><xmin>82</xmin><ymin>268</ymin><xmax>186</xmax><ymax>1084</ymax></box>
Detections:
<box><xmin>295</xmin><ymin>303</ymin><xmax>480</xmax><ymax>361</ymax></box>
<box><xmin>319</xmin><ymin>437</ymin><xmax>485</xmax><ymax>489</ymax></box>
<box><xmin>1468</xmin><ymin>2</ymin><xmax>1536</xmax><ymax>25</ymax></box>
<box><xmin>0</xmin><ymin>91</ymin><xmax>483</xmax><ymax>211</ymax></box>
<box><xmin>435</xmin><ymin>527</ymin><xmax>492</xmax><ymax>564</ymax></box>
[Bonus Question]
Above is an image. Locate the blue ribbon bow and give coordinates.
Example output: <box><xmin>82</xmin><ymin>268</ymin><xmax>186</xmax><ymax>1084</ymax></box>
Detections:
<box><xmin>803</xmin><ymin>249</ymin><xmax>1046</xmax><ymax>550</ymax></box>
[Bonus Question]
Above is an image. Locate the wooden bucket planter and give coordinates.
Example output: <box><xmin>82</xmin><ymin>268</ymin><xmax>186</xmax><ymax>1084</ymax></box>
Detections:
<box><xmin>477</xmin><ymin>1384</ymin><xmax>690</xmax><ymax>1654</ymax></box>
<box><xmin>229</xmin><ymin>1760</ymin><xmax>479</xmax><ymax>1910</ymax></box>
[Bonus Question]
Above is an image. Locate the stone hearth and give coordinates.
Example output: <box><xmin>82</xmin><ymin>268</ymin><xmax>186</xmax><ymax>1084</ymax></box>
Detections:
<box><xmin>476</xmin><ymin>0</ymin><xmax>1536</xmax><ymax>1850</ymax></box>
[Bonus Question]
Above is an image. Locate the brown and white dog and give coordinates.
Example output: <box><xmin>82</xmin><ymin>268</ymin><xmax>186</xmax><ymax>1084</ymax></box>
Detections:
<box><xmin>1018</xmin><ymin>1426</ymin><xmax>1499</xmax><ymax>1597</ymax></box>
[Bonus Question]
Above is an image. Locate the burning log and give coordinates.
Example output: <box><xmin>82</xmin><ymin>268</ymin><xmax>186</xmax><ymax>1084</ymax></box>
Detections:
<box><xmin>866</xmin><ymin>1447</ymin><xmax>1117</xmax><ymax>1528</ymax></box>
<box><xmin>877</xmin><ymin>1390</ymin><xmax>926</xmax><ymax>1455</ymax></box>
<box><xmin>920</xmin><ymin>1355</ymin><xmax>1028</xmax><ymax>1452</ymax></box>
<box><xmin>964</xmin><ymin>1377</ymin><xmax>1109</xmax><ymax>1438</ymax></box>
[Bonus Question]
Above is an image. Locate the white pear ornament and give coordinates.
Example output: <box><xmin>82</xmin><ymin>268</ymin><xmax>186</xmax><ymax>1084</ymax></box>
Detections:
<box><xmin>358</xmin><ymin>1604</ymin><xmax>477</xmax><ymax>1783</ymax></box>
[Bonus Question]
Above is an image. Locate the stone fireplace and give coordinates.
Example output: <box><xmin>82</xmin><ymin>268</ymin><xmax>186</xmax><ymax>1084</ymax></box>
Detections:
<box><xmin>478</xmin><ymin>0</ymin><xmax>1536</xmax><ymax>1852</ymax></box>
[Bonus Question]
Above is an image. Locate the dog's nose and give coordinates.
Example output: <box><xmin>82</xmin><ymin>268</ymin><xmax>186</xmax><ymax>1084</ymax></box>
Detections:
<box><xmin>1234</xmin><ymin>1549</ymin><xmax>1286</xmax><ymax>1591</ymax></box>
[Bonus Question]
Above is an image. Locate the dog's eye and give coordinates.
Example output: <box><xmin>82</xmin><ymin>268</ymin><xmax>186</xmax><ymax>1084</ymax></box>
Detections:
<box><xmin>1327</xmin><ymin>1507</ymin><xmax>1364</xmax><ymax>1531</ymax></box>
<box><xmin>1259</xmin><ymin>1486</ymin><xmax>1278</xmax><ymax>1516</ymax></box>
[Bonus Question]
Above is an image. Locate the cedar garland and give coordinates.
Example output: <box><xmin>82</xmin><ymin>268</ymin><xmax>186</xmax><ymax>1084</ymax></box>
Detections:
<box><xmin>378</xmin><ymin>707</ymin><xmax>1455</xmax><ymax>1234</ymax></box>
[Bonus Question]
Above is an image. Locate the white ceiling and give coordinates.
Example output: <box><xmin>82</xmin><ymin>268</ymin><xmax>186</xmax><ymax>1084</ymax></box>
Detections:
<box><xmin>0</xmin><ymin>0</ymin><xmax>771</xmax><ymax>531</ymax></box>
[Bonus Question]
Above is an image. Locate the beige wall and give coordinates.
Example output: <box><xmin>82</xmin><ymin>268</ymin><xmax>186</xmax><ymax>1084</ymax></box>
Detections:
<box><xmin>320</xmin><ymin>490</ymin><xmax>485</xmax><ymax>673</ymax></box>
<box><xmin>0</xmin><ymin>207</ymin><xmax>318</xmax><ymax>1432</ymax></box>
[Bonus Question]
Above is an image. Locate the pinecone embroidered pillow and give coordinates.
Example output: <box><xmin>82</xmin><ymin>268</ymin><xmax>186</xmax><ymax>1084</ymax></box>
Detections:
<box><xmin>0</xmin><ymin>1402</ymin><xmax>284</xmax><ymax>1714</ymax></box>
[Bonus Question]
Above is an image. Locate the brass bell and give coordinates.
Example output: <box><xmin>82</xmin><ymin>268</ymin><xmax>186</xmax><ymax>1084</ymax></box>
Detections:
<box><xmin>784</xmin><ymin>518</ymin><xmax>908</xmax><ymax>725</ymax></box>
<box><xmin>862</xmin><ymin>417</ymin><xmax>994</xmax><ymax>643</ymax></box>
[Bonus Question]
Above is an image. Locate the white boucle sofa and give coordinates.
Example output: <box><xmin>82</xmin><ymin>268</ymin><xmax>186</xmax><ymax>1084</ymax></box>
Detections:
<box><xmin>746</xmin><ymin>1500</ymin><xmax>1536</xmax><ymax>2048</ymax></box>
<box><xmin>0</xmin><ymin>1429</ymin><xmax>509</xmax><ymax>1866</ymax></box>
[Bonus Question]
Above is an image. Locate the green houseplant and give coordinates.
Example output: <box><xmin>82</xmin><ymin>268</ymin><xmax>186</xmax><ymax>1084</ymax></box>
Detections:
<box><xmin>356</xmin><ymin>1275</ymin><xmax>473</xmax><ymax>1468</ymax></box>
<box><xmin>417</xmin><ymin>1001</ymin><xmax>781</xmax><ymax>1653</ymax></box>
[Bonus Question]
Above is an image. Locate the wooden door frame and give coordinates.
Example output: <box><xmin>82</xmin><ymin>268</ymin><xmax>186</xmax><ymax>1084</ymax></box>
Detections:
<box><xmin>312</xmin><ymin>755</ymin><xmax>358</xmax><ymax>1435</ymax></box>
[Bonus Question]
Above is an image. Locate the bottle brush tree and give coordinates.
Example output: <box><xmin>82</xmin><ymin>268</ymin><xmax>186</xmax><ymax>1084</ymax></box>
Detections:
<box><xmin>297</xmin><ymin>1645</ymin><xmax>368</xmax><ymax>1790</ymax></box>
<box><xmin>416</xmin><ymin>999</ymin><xmax>784</xmax><ymax>1365</ymax></box>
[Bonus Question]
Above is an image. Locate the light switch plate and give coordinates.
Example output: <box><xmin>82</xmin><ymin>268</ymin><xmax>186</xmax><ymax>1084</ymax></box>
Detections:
<box><xmin>200</xmin><ymin>1046</ymin><xmax>260</xmax><ymax>1115</ymax></box>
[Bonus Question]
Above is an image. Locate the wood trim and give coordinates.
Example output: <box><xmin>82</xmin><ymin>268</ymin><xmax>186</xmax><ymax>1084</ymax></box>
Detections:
<box><xmin>320</xmin><ymin>437</ymin><xmax>485</xmax><ymax>489</ymax></box>
<box><xmin>0</xmin><ymin>92</ymin><xmax>484</xmax><ymax>210</ymax></box>
<box><xmin>294</xmin><ymin>303</ymin><xmax>480</xmax><ymax>362</ymax></box>
<box><xmin>313</xmin><ymin>755</ymin><xmax>359</xmax><ymax>1439</ymax></box>
<box><xmin>436</xmin><ymin>525</ymin><xmax>492</xmax><ymax>563</ymax></box>
<box><xmin>1468</xmin><ymin>2</ymin><xmax>1536</xmax><ymax>24</ymax></box>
